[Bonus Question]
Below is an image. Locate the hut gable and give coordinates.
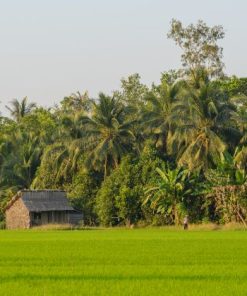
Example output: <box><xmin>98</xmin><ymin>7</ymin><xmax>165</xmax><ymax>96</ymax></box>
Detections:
<box><xmin>5</xmin><ymin>196</ymin><xmax>30</xmax><ymax>229</ymax></box>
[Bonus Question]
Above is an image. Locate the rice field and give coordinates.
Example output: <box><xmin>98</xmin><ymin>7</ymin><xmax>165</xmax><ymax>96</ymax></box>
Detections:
<box><xmin>0</xmin><ymin>228</ymin><xmax>247</xmax><ymax>295</ymax></box>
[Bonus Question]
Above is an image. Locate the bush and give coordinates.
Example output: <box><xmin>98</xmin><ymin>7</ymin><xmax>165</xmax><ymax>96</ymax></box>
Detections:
<box><xmin>96</xmin><ymin>146</ymin><xmax>167</xmax><ymax>226</ymax></box>
<box><xmin>67</xmin><ymin>169</ymin><xmax>102</xmax><ymax>226</ymax></box>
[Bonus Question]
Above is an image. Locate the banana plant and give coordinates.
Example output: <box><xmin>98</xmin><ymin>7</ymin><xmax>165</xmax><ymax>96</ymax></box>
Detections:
<box><xmin>143</xmin><ymin>166</ymin><xmax>190</xmax><ymax>225</ymax></box>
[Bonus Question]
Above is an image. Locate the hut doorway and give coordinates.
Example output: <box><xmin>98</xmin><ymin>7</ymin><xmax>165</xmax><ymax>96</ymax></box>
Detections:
<box><xmin>32</xmin><ymin>212</ymin><xmax>42</xmax><ymax>226</ymax></box>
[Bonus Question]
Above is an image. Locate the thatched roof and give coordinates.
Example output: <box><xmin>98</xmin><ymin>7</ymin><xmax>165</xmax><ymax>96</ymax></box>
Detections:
<box><xmin>6</xmin><ymin>190</ymin><xmax>74</xmax><ymax>212</ymax></box>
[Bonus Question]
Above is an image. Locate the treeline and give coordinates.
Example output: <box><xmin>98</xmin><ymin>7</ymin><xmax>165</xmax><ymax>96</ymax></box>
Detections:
<box><xmin>1</xmin><ymin>20</ymin><xmax>247</xmax><ymax>226</ymax></box>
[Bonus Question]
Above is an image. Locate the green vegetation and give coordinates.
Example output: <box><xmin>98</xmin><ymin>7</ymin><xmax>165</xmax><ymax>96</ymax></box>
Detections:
<box><xmin>1</xmin><ymin>19</ymin><xmax>247</xmax><ymax>226</ymax></box>
<box><xmin>0</xmin><ymin>229</ymin><xmax>246</xmax><ymax>295</ymax></box>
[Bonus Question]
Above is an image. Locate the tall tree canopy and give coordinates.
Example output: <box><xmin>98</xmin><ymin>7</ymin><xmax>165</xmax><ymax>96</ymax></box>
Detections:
<box><xmin>168</xmin><ymin>19</ymin><xmax>225</xmax><ymax>80</ymax></box>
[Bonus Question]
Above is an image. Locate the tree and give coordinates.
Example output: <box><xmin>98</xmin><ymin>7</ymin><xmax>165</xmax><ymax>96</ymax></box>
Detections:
<box><xmin>213</xmin><ymin>77</ymin><xmax>247</xmax><ymax>97</ymax></box>
<box><xmin>81</xmin><ymin>93</ymin><xmax>135</xmax><ymax>179</ymax></box>
<box><xmin>170</xmin><ymin>78</ymin><xmax>236</xmax><ymax>170</ymax></box>
<box><xmin>144</xmin><ymin>166</ymin><xmax>190</xmax><ymax>225</ymax></box>
<box><xmin>31</xmin><ymin>143</ymin><xmax>68</xmax><ymax>189</ymax></box>
<box><xmin>60</xmin><ymin>91</ymin><xmax>92</xmax><ymax>113</ymax></box>
<box><xmin>115</xmin><ymin>73</ymin><xmax>148</xmax><ymax>108</ymax></box>
<box><xmin>0</xmin><ymin>130</ymin><xmax>42</xmax><ymax>190</ymax></box>
<box><xmin>66</xmin><ymin>166</ymin><xmax>102</xmax><ymax>226</ymax></box>
<box><xmin>33</xmin><ymin>108</ymin><xmax>89</xmax><ymax>185</ymax></box>
<box><xmin>168</xmin><ymin>19</ymin><xmax>225</xmax><ymax>80</ymax></box>
<box><xmin>141</xmin><ymin>79</ymin><xmax>182</xmax><ymax>153</ymax></box>
<box><xmin>0</xmin><ymin>109</ymin><xmax>56</xmax><ymax>200</ymax></box>
<box><xmin>205</xmin><ymin>152</ymin><xmax>247</xmax><ymax>225</ymax></box>
<box><xmin>114</xmin><ymin>74</ymin><xmax>149</xmax><ymax>154</ymax></box>
<box><xmin>96</xmin><ymin>148</ymin><xmax>165</xmax><ymax>226</ymax></box>
<box><xmin>229</xmin><ymin>92</ymin><xmax>247</xmax><ymax>169</ymax></box>
<box><xmin>6</xmin><ymin>97</ymin><xmax>36</xmax><ymax>122</ymax></box>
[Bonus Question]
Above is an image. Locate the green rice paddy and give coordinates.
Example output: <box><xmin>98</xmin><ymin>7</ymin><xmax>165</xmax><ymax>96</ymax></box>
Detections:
<box><xmin>0</xmin><ymin>228</ymin><xmax>246</xmax><ymax>295</ymax></box>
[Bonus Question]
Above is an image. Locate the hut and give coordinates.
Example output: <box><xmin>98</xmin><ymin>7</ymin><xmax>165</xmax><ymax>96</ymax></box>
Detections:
<box><xmin>5</xmin><ymin>190</ymin><xmax>83</xmax><ymax>229</ymax></box>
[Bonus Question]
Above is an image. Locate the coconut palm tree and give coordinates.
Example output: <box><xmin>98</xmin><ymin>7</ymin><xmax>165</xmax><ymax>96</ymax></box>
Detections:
<box><xmin>81</xmin><ymin>93</ymin><xmax>135</xmax><ymax>179</ymax></box>
<box><xmin>170</xmin><ymin>78</ymin><xmax>237</xmax><ymax>171</ymax></box>
<box><xmin>5</xmin><ymin>97</ymin><xmax>36</xmax><ymax>122</ymax></box>
<box><xmin>60</xmin><ymin>91</ymin><xmax>93</xmax><ymax>113</ymax></box>
<box><xmin>33</xmin><ymin>110</ymin><xmax>87</xmax><ymax>184</ymax></box>
<box><xmin>0</xmin><ymin>129</ymin><xmax>42</xmax><ymax>189</ymax></box>
<box><xmin>229</xmin><ymin>94</ymin><xmax>247</xmax><ymax>169</ymax></box>
<box><xmin>37</xmin><ymin>93</ymin><xmax>135</xmax><ymax>181</ymax></box>
<box><xmin>141</xmin><ymin>80</ymin><xmax>182</xmax><ymax>153</ymax></box>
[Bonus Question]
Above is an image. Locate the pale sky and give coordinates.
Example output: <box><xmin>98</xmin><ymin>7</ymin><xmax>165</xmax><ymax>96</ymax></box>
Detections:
<box><xmin>0</xmin><ymin>0</ymin><xmax>246</xmax><ymax>113</ymax></box>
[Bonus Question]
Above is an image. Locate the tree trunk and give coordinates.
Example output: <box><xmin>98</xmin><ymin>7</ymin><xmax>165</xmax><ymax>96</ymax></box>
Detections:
<box><xmin>104</xmin><ymin>155</ymin><xmax>108</xmax><ymax>181</ymax></box>
<box><xmin>173</xmin><ymin>204</ymin><xmax>180</xmax><ymax>226</ymax></box>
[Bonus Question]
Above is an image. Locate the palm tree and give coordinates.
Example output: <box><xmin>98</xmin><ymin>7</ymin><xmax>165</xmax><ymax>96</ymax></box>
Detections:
<box><xmin>141</xmin><ymin>81</ymin><xmax>182</xmax><ymax>152</ymax></box>
<box><xmin>229</xmin><ymin>94</ymin><xmax>247</xmax><ymax>169</ymax></box>
<box><xmin>37</xmin><ymin>94</ymin><xmax>135</xmax><ymax>181</ymax></box>
<box><xmin>32</xmin><ymin>110</ymin><xmax>87</xmax><ymax>184</ymax></box>
<box><xmin>50</xmin><ymin>111</ymin><xmax>87</xmax><ymax>180</ymax></box>
<box><xmin>6</xmin><ymin>97</ymin><xmax>36</xmax><ymax>122</ymax></box>
<box><xmin>60</xmin><ymin>91</ymin><xmax>92</xmax><ymax>113</ymax></box>
<box><xmin>0</xmin><ymin>129</ymin><xmax>42</xmax><ymax>189</ymax></box>
<box><xmin>170</xmin><ymin>79</ymin><xmax>237</xmax><ymax>170</ymax></box>
<box><xmin>82</xmin><ymin>93</ymin><xmax>135</xmax><ymax>179</ymax></box>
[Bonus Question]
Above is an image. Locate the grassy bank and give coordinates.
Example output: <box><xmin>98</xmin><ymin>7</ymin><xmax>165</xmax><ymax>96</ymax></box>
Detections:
<box><xmin>0</xmin><ymin>229</ymin><xmax>247</xmax><ymax>295</ymax></box>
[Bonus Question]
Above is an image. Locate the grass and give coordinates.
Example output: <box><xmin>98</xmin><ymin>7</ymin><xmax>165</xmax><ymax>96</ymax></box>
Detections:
<box><xmin>0</xmin><ymin>228</ymin><xmax>247</xmax><ymax>295</ymax></box>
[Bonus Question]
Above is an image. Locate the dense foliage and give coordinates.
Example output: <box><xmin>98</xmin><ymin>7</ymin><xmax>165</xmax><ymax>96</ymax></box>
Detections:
<box><xmin>1</xmin><ymin>19</ymin><xmax>247</xmax><ymax>226</ymax></box>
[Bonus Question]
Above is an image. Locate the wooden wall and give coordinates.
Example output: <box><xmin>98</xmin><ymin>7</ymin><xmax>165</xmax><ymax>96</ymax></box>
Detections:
<box><xmin>30</xmin><ymin>211</ymin><xmax>69</xmax><ymax>226</ymax></box>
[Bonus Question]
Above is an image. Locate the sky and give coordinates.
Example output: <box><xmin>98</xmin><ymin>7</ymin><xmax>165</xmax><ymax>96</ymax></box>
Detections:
<box><xmin>0</xmin><ymin>0</ymin><xmax>246</xmax><ymax>113</ymax></box>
